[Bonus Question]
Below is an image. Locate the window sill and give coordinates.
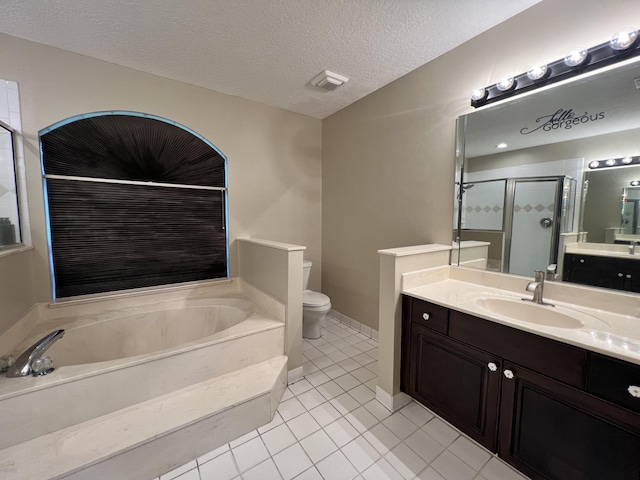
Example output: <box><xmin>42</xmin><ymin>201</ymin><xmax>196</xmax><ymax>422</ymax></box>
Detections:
<box><xmin>0</xmin><ymin>244</ymin><xmax>33</xmax><ymax>259</ymax></box>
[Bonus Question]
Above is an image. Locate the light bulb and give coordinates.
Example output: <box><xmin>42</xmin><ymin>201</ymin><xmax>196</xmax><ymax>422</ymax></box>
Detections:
<box><xmin>610</xmin><ymin>27</ymin><xmax>638</xmax><ymax>51</ymax></box>
<box><xmin>622</xmin><ymin>156</ymin><xmax>633</xmax><ymax>164</ymax></box>
<box><xmin>631</xmin><ymin>180</ymin><xmax>640</xmax><ymax>186</ymax></box>
<box><xmin>527</xmin><ymin>64</ymin><xmax>548</xmax><ymax>81</ymax></box>
<box><xmin>564</xmin><ymin>49</ymin><xmax>588</xmax><ymax>67</ymax></box>
<box><xmin>606</xmin><ymin>158</ymin><xmax>617</xmax><ymax>166</ymax></box>
<box><xmin>588</xmin><ymin>161</ymin><xmax>600</xmax><ymax>169</ymax></box>
<box><xmin>470</xmin><ymin>88</ymin><xmax>487</xmax><ymax>101</ymax></box>
<box><xmin>496</xmin><ymin>77</ymin><xmax>515</xmax><ymax>91</ymax></box>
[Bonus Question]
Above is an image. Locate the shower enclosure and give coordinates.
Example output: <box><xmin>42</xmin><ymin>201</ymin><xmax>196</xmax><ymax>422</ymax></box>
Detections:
<box><xmin>459</xmin><ymin>175</ymin><xmax>576</xmax><ymax>276</ymax></box>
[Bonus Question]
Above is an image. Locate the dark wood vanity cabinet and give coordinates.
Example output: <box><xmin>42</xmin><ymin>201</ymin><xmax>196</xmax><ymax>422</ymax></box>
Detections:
<box><xmin>408</xmin><ymin>324</ymin><xmax>501</xmax><ymax>450</ymax></box>
<box><xmin>401</xmin><ymin>295</ymin><xmax>640</xmax><ymax>480</ymax></box>
<box><xmin>563</xmin><ymin>253</ymin><xmax>640</xmax><ymax>293</ymax></box>
<box><xmin>499</xmin><ymin>362</ymin><xmax>640</xmax><ymax>480</ymax></box>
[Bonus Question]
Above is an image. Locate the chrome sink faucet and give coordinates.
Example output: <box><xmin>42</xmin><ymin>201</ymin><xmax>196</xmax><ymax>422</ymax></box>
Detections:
<box><xmin>523</xmin><ymin>271</ymin><xmax>555</xmax><ymax>307</ymax></box>
<box><xmin>629</xmin><ymin>241</ymin><xmax>637</xmax><ymax>255</ymax></box>
<box><xmin>5</xmin><ymin>329</ymin><xmax>64</xmax><ymax>377</ymax></box>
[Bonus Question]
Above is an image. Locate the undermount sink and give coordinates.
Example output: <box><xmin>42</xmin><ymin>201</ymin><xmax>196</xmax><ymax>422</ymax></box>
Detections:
<box><xmin>473</xmin><ymin>297</ymin><xmax>584</xmax><ymax>329</ymax></box>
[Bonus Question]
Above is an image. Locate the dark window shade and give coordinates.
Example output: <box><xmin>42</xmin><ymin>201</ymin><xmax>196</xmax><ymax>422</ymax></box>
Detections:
<box><xmin>41</xmin><ymin>115</ymin><xmax>225</xmax><ymax>187</ymax></box>
<box><xmin>46</xmin><ymin>179</ymin><xmax>226</xmax><ymax>298</ymax></box>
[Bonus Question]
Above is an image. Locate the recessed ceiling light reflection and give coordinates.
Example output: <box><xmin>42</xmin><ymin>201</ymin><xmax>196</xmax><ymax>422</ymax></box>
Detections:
<box><xmin>496</xmin><ymin>143</ymin><xmax>508</xmax><ymax>149</ymax></box>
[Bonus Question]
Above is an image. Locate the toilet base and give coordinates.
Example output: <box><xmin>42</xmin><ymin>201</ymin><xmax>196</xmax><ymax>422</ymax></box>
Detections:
<box><xmin>303</xmin><ymin>318</ymin><xmax>322</xmax><ymax>339</ymax></box>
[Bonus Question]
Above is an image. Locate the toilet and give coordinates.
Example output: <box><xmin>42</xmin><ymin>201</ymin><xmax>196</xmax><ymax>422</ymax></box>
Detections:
<box><xmin>302</xmin><ymin>260</ymin><xmax>331</xmax><ymax>339</ymax></box>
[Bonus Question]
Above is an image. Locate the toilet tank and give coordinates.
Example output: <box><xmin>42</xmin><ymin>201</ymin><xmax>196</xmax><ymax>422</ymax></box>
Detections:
<box><xmin>303</xmin><ymin>260</ymin><xmax>312</xmax><ymax>290</ymax></box>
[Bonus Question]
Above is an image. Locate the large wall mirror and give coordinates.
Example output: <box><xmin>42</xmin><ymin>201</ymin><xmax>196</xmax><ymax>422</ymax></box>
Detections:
<box><xmin>453</xmin><ymin>56</ymin><xmax>640</xmax><ymax>293</ymax></box>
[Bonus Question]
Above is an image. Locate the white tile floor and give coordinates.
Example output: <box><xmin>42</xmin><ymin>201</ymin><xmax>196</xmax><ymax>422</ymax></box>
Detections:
<box><xmin>154</xmin><ymin>316</ymin><xmax>530</xmax><ymax>480</ymax></box>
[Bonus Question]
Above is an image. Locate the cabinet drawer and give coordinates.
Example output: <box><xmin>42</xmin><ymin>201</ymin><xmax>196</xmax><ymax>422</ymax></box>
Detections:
<box><xmin>449</xmin><ymin>310</ymin><xmax>588</xmax><ymax>388</ymax></box>
<box><xmin>587</xmin><ymin>354</ymin><xmax>640</xmax><ymax>414</ymax></box>
<box><xmin>408</xmin><ymin>297</ymin><xmax>449</xmax><ymax>334</ymax></box>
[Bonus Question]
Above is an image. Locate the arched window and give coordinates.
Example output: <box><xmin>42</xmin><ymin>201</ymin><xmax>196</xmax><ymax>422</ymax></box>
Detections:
<box><xmin>40</xmin><ymin>112</ymin><xmax>228</xmax><ymax>299</ymax></box>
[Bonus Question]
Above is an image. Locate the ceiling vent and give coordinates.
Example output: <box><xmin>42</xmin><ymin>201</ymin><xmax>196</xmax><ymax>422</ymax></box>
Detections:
<box><xmin>311</xmin><ymin>70</ymin><xmax>349</xmax><ymax>91</ymax></box>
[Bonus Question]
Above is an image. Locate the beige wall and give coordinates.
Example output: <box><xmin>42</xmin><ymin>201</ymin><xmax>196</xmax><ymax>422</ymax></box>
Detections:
<box><xmin>469</xmin><ymin>127</ymin><xmax>640</xmax><ymax>173</ymax></box>
<box><xmin>0</xmin><ymin>33</ymin><xmax>322</xmax><ymax>332</ymax></box>
<box><xmin>322</xmin><ymin>0</ymin><xmax>638</xmax><ymax>330</ymax></box>
<box><xmin>0</xmin><ymin>249</ymin><xmax>35</xmax><ymax>334</ymax></box>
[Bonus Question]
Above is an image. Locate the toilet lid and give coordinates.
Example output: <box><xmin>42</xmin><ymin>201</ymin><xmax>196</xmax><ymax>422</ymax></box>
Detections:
<box><xmin>303</xmin><ymin>290</ymin><xmax>330</xmax><ymax>307</ymax></box>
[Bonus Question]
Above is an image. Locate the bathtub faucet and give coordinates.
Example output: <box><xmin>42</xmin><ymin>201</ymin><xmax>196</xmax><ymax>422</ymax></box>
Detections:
<box><xmin>5</xmin><ymin>329</ymin><xmax>65</xmax><ymax>377</ymax></box>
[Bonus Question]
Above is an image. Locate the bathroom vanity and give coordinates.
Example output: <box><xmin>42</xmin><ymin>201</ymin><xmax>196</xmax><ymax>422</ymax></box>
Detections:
<box><xmin>563</xmin><ymin>251</ymin><xmax>640</xmax><ymax>293</ymax></box>
<box><xmin>400</xmin><ymin>268</ymin><xmax>640</xmax><ymax>480</ymax></box>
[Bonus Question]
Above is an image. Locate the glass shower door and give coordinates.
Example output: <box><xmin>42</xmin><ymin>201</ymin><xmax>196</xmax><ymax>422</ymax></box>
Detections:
<box><xmin>508</xmin><ymin>179</ymin><xmax>560</xmax><ymax>276</ymax></box>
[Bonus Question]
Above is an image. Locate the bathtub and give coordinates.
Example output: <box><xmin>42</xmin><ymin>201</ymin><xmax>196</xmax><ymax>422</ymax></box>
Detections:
<box><xmin>0</xmin><ymin>286</ymin><xmax>285</xmax><ymax>451</ymax></box>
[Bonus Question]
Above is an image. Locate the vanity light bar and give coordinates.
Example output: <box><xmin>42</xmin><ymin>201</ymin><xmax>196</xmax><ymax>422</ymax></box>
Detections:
<box><xmin>471</xmin><ymin>27</ymin><xmax>640</xmax><ymax>108</ymax></box>
<box><xmin>588</xmin><ymin>156</ymin><xmax>640</xmax><ymax>169</ymax></box>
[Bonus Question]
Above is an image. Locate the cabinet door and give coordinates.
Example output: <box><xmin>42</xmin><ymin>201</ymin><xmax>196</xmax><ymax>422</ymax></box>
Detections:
<box><xmin>563</xmin><ymin>254</ymin><xmax>625</xmax><ymax>290</ymax></box>
<box><xmin>409</xmin><ymin>325</ymin><xmax>501</xmax><ymax>451</ymax></box>
<box><xmin>499</xmin><ymin>362</ymin><xmax>640</xmax><ymax>480</ymax></box>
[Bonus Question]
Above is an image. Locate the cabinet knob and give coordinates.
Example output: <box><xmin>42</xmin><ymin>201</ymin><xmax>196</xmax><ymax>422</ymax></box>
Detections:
<box><xmin>579</xmin><ymin>259</ymin><xmax>585</xmax><ymax>263</ymax></box>
<box><xmin>618</xmin><ymin>273</ymin><xmax>624</xmax><ymax>277</ymax></box>
<box><xmin>503</xmin><ymin>369</ymin><xmax>515</xmax><ymax>380</ymax></box>
<box><xmin>422</xmin><ymin>313</ymin><xmax>430</xmax><ymax>321</ymax></box>
<box><xmin>488</xmin><ymin>362</ymin><xmax>498</xmax><ymax>372</ymax></box>
<box><xmin>626</xmin><ymin>274</ymin><xmax>632</xmax><ymax>279</ymax></box>
<box><xmin>629</xmin><ymin>385</ymin><xmax>640</xmax><ymax>398</ymax></box>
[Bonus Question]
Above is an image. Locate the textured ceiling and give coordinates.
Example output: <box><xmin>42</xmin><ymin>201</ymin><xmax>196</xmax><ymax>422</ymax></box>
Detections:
<box><xmin>0</xmin><ymin>0</ymin><xmax>540</xmax><ymax>119</ymax></box>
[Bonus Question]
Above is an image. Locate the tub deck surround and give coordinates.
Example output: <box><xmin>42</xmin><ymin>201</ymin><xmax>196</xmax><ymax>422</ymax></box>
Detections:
<box><xmin>0</xmin><ymin>276</ymin><xmax>289</xmax><ymax>480</ymax></box>
<box><xmin>0</xmin><ymin>294</ymin><xmax>284</xmax><ymax>451</ymax></box>
<box><xmin>401</xmin><ymin>265</ymin><xmax>640</xmax><ymax>366</ymax></box>
<box><xmin>0</xmin><ymin>356</ymin><xmax>288</xmax><ymax>480</ymax></box>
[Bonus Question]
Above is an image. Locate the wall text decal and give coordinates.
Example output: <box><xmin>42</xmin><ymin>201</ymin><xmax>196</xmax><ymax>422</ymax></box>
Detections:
<box><xmin>520</xmin><ymin>108</ymin><xmax>605</xmax><ymax>135</ymax></box>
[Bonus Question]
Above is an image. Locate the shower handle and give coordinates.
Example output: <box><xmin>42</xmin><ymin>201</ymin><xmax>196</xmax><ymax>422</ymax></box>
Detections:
<box><xmin>540</xmin><ymin>217</ymin><xmax>553</xmax><ymax>228</ymax></box>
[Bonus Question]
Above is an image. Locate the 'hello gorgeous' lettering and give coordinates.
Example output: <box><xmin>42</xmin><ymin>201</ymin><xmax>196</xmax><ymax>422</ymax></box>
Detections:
<box><xmin>520</xmin><ymin>108</ymin><xmax>605</xmax><ymax>135</ymax></box>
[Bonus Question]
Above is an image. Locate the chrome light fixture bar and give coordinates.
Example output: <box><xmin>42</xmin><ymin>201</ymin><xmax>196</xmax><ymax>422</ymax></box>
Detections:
<box><xmin>471</xmin><ymin>27</ymin><xmax>640</xmax><ymax>108</ymax></box>
<box><xmin>588</xmin><ymin>155</ymin><xmax>640</xmax><ymax>169</ymax></box>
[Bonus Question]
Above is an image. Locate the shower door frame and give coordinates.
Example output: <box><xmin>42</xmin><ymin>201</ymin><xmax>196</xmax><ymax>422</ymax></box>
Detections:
<box><xmin>502</xmin><ymin>176</ymin><xmax>566</xmax><ymax>274</ymax></box>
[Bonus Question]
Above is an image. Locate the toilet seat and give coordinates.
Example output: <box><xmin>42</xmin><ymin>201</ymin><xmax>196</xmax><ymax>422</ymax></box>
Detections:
<box><xmin>303</xmin><ymin>290</ymin><xmax>331</xmax><ymax>308</ymax></box>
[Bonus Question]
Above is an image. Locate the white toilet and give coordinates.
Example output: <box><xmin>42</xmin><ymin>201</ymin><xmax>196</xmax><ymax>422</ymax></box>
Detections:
<box><xmin>302</xmin><ymin>260</ymin><xmax>331</xmax><ymax>339</ymax></box>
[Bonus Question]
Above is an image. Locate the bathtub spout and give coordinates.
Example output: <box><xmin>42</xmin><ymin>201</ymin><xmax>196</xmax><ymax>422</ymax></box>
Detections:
<box><xmin>5</xmin><ymin>329</ymin><xmax>65</xmax><ymax>377</ymax></box>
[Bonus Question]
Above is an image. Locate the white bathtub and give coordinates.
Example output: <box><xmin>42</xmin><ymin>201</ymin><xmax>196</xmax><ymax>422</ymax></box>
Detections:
<box><xmin>0</xmin><ymin>287</ymin><xmax>285</xmax><ymax>451</ymax></box>
<box><xmin>43</xmin><ymin>297</ymin><xmax>255</xmax><ymax>365</ymax></box>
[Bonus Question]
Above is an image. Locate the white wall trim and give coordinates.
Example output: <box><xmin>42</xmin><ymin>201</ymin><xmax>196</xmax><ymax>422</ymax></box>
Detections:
<box><xmin>375</xmin><ymin>385</ymin><xmax>411</xmax><ymax>412</ymax></box>
<box><xmin>287</xmin><ymin>366</ymin><xmax>304</xmax><ymax>384</ymax></box>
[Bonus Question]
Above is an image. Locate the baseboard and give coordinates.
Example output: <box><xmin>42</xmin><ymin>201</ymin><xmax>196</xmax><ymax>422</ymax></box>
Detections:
<box><xmin>376</xmin><ymin>386</ymin><xmax>411</xmax><ymax>412</ymax></box>
<box><xmin>287</xmin><ymin>366</ymin><xmax>304</xmax><ymax>384</ymax></box>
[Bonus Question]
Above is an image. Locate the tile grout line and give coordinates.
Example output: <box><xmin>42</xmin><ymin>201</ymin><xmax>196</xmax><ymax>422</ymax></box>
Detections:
<box><xmin>163</xmin><ymin>315</ymin><xmax>529</xmax><ymax>480</ymax></box>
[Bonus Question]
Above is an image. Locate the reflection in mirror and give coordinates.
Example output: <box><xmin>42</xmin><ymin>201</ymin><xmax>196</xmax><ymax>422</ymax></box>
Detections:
<box><xmin>623</xmin><ymin>186</ymin><xmax>640</xmax><ymax>236</ymax></box>
<box><xmin>0</xmin><ymin>122</ymin><xmax>21</xmax><ymax>248</ymax></box>
<box><xmin>582</xmin><ymin>165</ymin><xmax>640</xmax><ymax>243</ymax></box>
<box><xmin>454</xmin><ymin>56</ymin><xmax>640</xmax><ymax>293</ymax></box>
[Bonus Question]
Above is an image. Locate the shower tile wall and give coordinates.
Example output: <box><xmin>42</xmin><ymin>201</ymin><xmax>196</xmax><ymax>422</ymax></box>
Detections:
<box><xmin>0</xmin><ymin>80</ymin><xmax>29</xmax><ymax>245</ymax></box>
<box><xmin>460</xmin><ymin>180</ymin><xmax>505</xmax><ymax>231</ymax></box>
<box><xmin>466</xmin><ymin>157</ymin><xmax>584</xmax><ymax>232</ymax></box>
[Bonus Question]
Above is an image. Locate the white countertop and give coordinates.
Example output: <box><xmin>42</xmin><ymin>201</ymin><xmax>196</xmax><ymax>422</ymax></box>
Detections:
<box><xmin>565</xmin><ymin>242</ymin><xmax>640</xmax><ymax>260</ymax></box>
<box><xmin>402</xmin><ymin>267</ymin><xmax>640</xmax><ymax>366</ymax></box>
